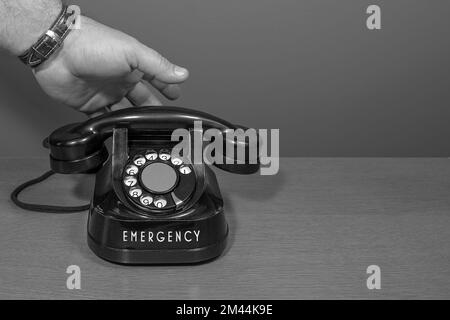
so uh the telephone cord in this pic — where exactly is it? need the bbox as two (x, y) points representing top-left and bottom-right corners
(10, 170), (90, 213)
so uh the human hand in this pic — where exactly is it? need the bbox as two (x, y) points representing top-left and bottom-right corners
(33, 16), (189, 117)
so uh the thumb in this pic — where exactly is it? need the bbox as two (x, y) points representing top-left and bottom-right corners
(133, 41), (189, 84)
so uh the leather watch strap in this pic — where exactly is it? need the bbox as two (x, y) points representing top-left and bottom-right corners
(18, 5), (76, 68)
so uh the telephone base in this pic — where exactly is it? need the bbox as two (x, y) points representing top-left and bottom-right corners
(86, 191), (229, 265)
(87, 231), (228, 265)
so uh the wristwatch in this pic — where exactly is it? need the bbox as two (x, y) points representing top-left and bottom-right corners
(18, 5), (76, 68)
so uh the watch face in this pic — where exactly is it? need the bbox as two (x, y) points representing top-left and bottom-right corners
(122, 148), (196, 212)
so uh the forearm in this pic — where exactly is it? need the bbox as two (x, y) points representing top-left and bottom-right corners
(0, 0), (62, 55)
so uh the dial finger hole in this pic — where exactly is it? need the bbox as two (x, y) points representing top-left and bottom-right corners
(145, 150), (158, 161)
(129, 187), (143, 198)
(179, 165), (192, 175)
(171, 157), (183, 166)
(154, 197), (167, 208)
(159, 149), (171, 161)
(125, 165), (139, 175)
(123, 176), (137, 187)
(133, 155), (146, 166)
(140, 195), (153, 206)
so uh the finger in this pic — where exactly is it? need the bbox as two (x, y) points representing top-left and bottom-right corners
(88, 99), (132, 118)
(88, 107), (110, 119)
(133, 42), (189, 84)
(147, 78), (181, 100)
(126, 81), (162, 106)
(79, 94), (113, 117)
(110, 97), (134, 111)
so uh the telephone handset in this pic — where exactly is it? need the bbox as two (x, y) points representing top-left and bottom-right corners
(14, 106), (260, 264)
(49, 106), (259, 175)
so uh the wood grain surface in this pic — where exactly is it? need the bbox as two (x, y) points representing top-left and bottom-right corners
(0, 158), (449, 299)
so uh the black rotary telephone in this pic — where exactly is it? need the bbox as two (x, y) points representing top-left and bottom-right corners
(12, 106), (260, 264)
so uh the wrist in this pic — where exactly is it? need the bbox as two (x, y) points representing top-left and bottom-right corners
(19, 4), (76, 68)
(3, 0), (63, 55)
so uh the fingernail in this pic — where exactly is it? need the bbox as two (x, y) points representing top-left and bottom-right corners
(174, 66), (188, 77)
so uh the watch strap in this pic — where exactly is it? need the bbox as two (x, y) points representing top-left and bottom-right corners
(18, 5), (75, 68)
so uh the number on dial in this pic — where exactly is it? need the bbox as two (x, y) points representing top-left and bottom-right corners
(159, 150), (171, 161)
(145, 150), (158, 161)
(154, 197), (167, 208)
(125, 165), (139, 175)
(179, 165), (192, 175)
(129, 188), (143, 198)
(123, 176), (137, 187)
(171, 157), (183, 166)
(133, 156), (146, 166)
(140, 195), (153, 206)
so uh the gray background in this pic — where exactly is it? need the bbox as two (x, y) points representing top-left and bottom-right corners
(1, 0), (450, 157)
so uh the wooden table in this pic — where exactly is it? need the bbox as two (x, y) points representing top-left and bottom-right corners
(0, 158), (449, 299)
